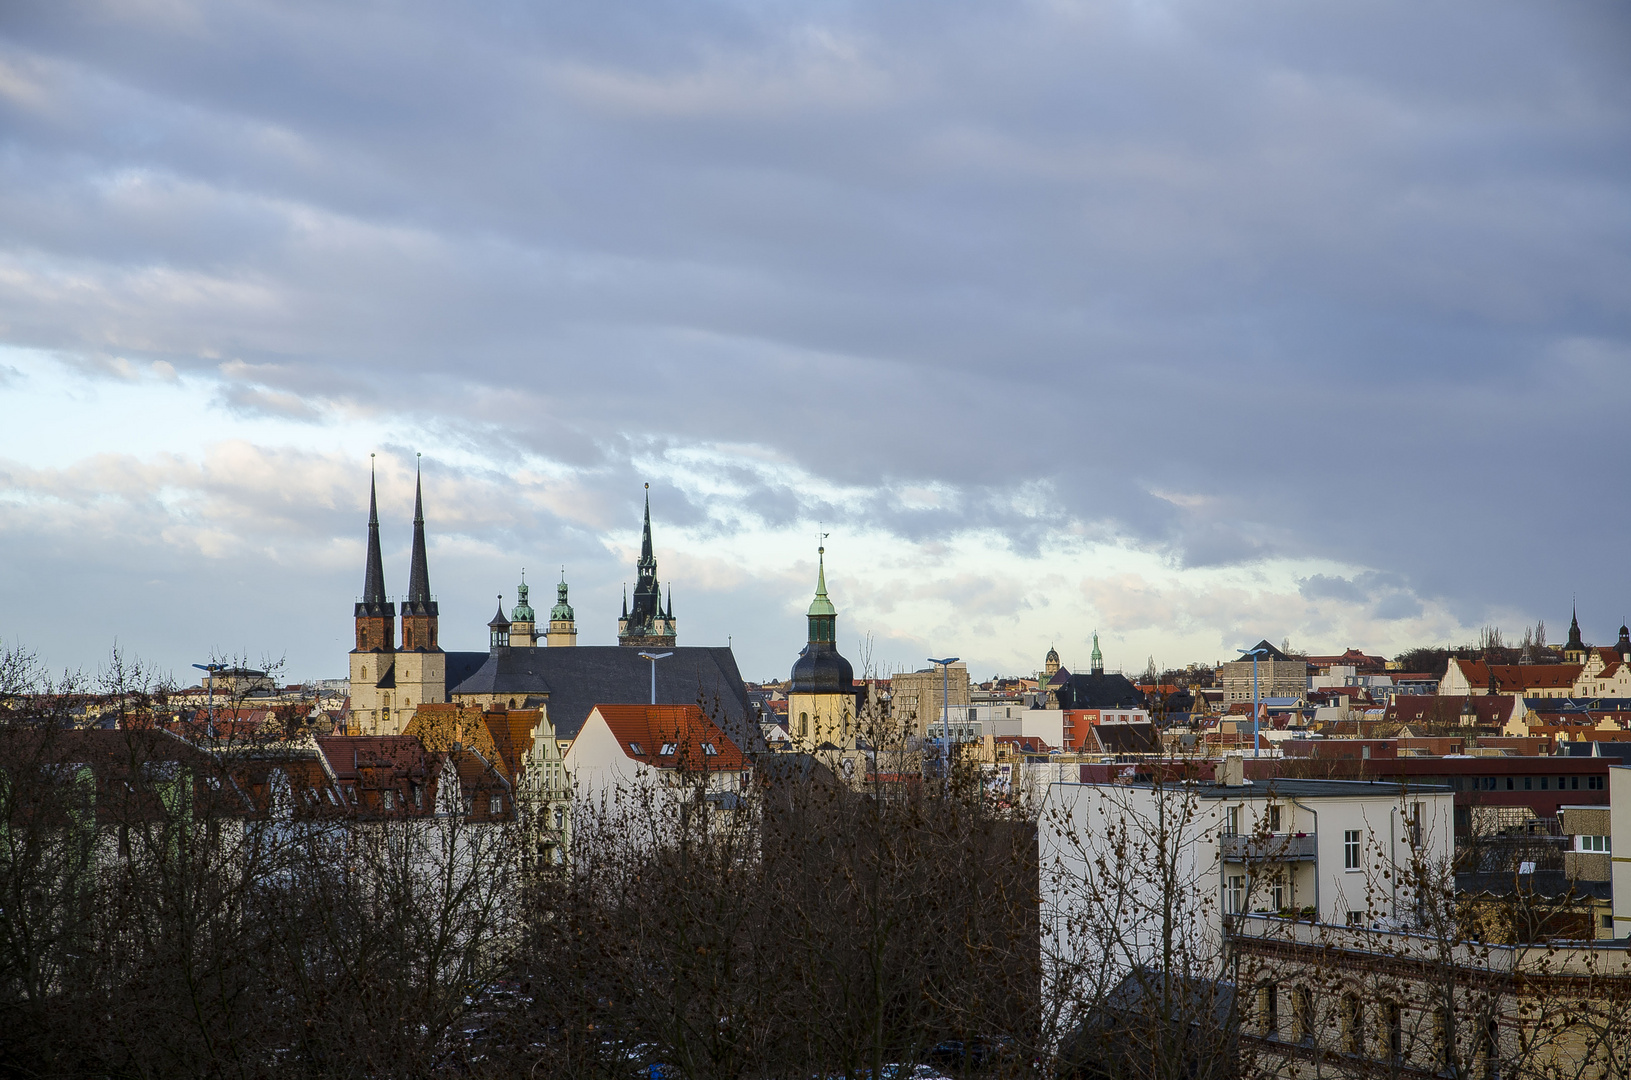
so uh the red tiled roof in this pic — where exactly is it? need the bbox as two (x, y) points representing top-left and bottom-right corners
(591, 704), (745, 771)
(1452, 659), (1581, 691)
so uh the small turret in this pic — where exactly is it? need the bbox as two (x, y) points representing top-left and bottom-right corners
(488, 596), (512, 651)
(1090, 633), (1104, 676)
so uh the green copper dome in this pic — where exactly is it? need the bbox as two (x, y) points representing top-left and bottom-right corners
(511, 575), (535, 622)
(551, 573), (575, 622)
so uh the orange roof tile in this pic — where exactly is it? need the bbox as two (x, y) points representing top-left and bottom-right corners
(591, 704), (745, 771)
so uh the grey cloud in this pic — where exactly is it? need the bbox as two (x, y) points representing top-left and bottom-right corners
(0, 0), (1628, 656)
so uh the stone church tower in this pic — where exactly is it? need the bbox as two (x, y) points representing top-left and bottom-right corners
(349, 461), (396, 733)
(392, 463), (446, 724)
(618, 485), (677, 647)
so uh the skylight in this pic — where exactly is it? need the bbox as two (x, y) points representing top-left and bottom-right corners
(702, 742), (719, 756)
(660, 742), (677, 756)
(629, 741), (644, 755)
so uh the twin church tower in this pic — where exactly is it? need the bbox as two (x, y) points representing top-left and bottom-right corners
(348, 463), (676, 730)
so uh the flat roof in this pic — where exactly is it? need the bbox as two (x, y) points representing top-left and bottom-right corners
(1074, 778), (1453, 799)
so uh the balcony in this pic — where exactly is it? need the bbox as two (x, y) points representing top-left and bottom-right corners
(1220, 832), (1317, 862)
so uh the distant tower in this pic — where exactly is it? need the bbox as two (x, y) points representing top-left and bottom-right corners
(350, 459), (397, 734)
(1044, 645), (1061, 681)
(788, 542), (856, 750)
(1090, 633), (1105, 676)
(488, 597), (512, 652)
(1564, 605), (1588, 663)
(394, 458), (447, 725)
(1616, 622), (1631, 664)
(618, 485), (677, 647)
(546, 570), (578, 647)
(510, 572), (537, 647)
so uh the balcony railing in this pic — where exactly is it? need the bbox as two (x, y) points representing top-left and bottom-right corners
(1220, 832), (1317, 862)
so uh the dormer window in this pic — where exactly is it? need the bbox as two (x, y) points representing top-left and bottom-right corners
(660, 743), (677, 756)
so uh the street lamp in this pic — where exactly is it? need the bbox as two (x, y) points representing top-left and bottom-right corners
(638, 652), (672, 705)
(191, 662), (224, 736)
(929, 656), (960, 791)
(1238, 647), (1269, 759)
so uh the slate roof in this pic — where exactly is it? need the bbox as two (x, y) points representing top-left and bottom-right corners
(1055, 670), (1146, 710)
(447, 645), (763, 750)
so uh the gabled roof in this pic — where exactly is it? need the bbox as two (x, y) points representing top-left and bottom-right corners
(590, 704), (746, 771)
(483, 708), (544, 782)
(403, 703), (501, 763)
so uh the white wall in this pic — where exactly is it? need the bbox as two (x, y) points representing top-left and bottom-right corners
(1021, 708), (1065, 749)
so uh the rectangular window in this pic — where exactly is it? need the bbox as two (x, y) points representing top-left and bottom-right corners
(1578, 835), (1611, 852)
(659, 742), (677, 756)
(1344, 830), (1362, 869)
(1226, 874), (1246, 914)
(1571, 776), (1580, 789)
(1226, 806), (1241, 836)
(1346, 910), (1365, 927)
(1267, 805), (1282, 832)
(1270, 871), (1287, 911)
(1540, 776), (1549, 790)
(701, 742), (719, 756)
(489, 794), (502, 814)
(1523, 777), (1532, 790)
(1590, 775), (1604, 790)
(382, 790), (395, 810)
(1385, 1001), (1402, 1061)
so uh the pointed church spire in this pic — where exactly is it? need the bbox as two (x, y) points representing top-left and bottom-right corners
(640, 483), (655, 564)
(406, 454), (432, 604)
(1090, 632), (1104, 675)
(361, 455), (388, 607)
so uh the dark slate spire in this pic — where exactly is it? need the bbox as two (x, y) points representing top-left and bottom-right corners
(641, 485), (655, 564)
(406, 459), (432, 607)
(1567, 603), (1585, 654)
(356, 457), (394, 618)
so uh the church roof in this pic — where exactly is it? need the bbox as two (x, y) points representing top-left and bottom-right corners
(1056, 671), (1145, 710)
(446, 645), (763, 747)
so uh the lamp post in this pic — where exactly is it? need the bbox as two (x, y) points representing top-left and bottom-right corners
(1238, 647), (1268, 758)
(191, 662), (224, 737)
(929, 656), (960, 792)
(638, 651), (672, 705)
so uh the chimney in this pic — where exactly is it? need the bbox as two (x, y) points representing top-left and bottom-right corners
(1219, 753), (1245, 787)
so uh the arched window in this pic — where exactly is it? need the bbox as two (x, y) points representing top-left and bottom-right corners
(509, 698), (517, 709)
(361, 665), (368, 681)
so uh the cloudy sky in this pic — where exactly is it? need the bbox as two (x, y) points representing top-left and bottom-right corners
(1, 0), (1628, 685)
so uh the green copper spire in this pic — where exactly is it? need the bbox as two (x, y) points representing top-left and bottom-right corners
(807, 545), (836, 618)
(551, 569), (575, 622)
(1090, 632), (1104, 675)
(511, 570), (535, 622)
(805, 543), (837, 644)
